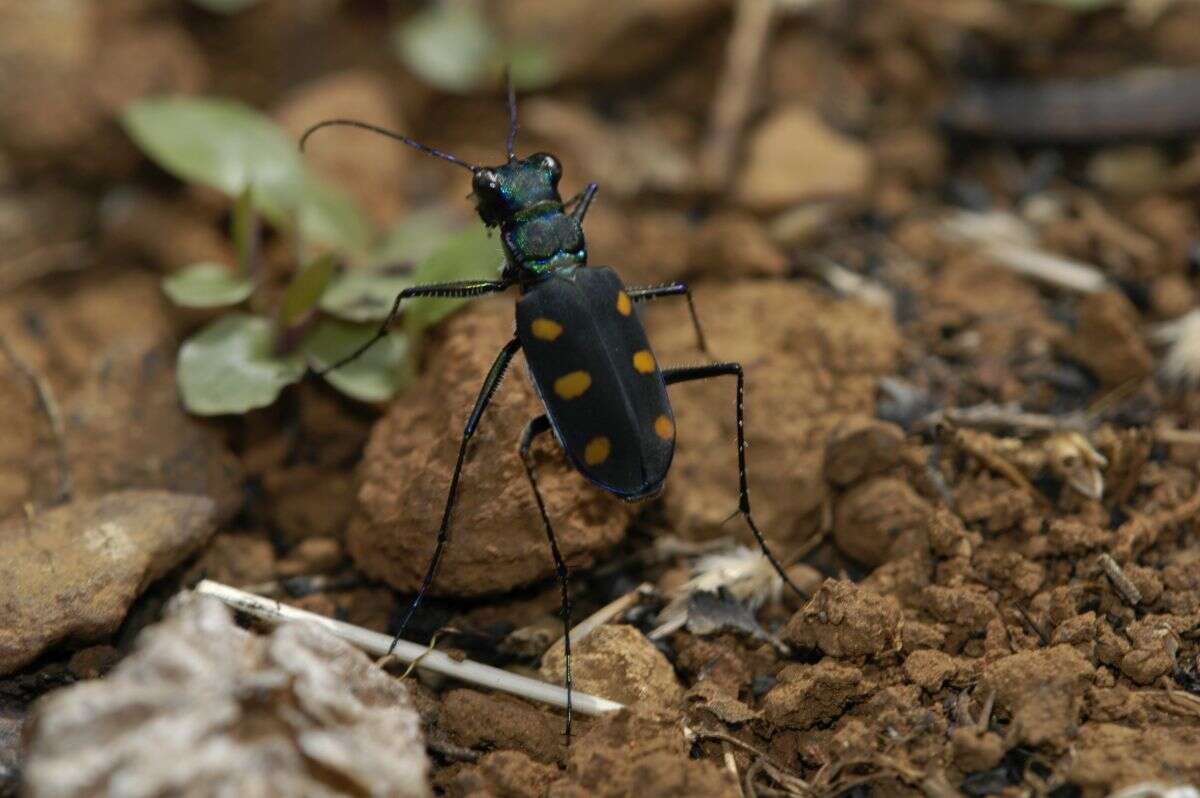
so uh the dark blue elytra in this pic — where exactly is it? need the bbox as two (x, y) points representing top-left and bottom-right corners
(302, 82), (800, 742)
(516, 266), (674, 500)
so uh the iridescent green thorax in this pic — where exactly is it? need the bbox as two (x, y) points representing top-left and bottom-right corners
(471, 153), (587, 281)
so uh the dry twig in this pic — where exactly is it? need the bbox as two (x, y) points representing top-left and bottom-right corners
(195, 580), (624, 716)
(700, 0), (777, 189)
(1098, 552), (1142, 606)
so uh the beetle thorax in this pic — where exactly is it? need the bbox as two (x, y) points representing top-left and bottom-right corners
(471, 154), (587, 280)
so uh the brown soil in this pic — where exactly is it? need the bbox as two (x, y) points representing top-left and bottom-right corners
(4, 1), (1200, 796)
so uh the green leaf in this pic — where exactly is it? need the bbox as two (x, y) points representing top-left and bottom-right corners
(121, 97), (371, 253)
(162, 262), (255, 308)
(280, 253), (337, 328)
(303, 318), (411, 403)
(369, 207), (461, 267)
(177, 314), (306, 415)
(231, 185), (257, 276)
(321, 209), (462, 322)
(294, 174), (373, 255)
(403, 223), (504, 334)
(394, 1), (496, 93)
(319, 267), (412, 323)
(188, 0), (261, 13)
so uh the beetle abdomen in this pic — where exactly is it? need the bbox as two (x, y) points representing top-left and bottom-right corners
(516, 267), (674, 499)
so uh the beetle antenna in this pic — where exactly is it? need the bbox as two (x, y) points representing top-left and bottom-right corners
(504, 70), (518, 162)
(299, 118), (477, 171)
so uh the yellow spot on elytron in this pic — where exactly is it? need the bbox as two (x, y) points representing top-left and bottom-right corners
(616, 291), (632, 316)
(531, 317), (563, 341)
(554, 370), (592, 400)
(655, 415), (675, 440)
(632, 350), (655, 374)
(585, 436), (611, 465)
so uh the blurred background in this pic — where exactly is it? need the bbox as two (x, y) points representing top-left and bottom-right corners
(5, 1), (1200, 795)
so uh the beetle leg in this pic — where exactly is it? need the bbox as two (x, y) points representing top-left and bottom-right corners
(316, 278), (512, 375)
(517, 414), (575, 742)
(662, 363), (804, 598)
(627, 282), (711, 355)
(565, 182), (599, 222)
(391, 337), (523, 650)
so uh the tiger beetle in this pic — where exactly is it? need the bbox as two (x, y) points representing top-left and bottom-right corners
(301, 80), (802, 739)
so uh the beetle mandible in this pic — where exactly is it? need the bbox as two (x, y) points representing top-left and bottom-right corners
(302, 80), (802, 738)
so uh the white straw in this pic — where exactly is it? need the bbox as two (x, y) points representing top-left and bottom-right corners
(194, 579), (624, 717)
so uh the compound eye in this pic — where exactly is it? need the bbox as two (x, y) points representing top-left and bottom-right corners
(533, 152), (561, 181)
(472, 168), (500, 194)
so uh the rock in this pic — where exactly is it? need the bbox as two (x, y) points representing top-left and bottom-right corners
(823, 417), (906, 487)
(736, 107), (872, 211)
(832, 477), (932, 567)
(783, 579), (903, 660)
(548, 707), (737, 797)
(646, 280), (898, 546)
(541, 624), (683, 710)
(761, 660), (869, 729)
(0, 490), (217, 675)
(1058, 290), (1153, 387)
(275, 71), (408, 226)
(23, 595), (430, 797)
(347, 304), (634, 596)
(980, 645), (1095, 714)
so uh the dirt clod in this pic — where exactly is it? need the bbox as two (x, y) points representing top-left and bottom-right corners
(981, 645), (1096, 714)
(649, 280), (898, 545)
(833, 476), (933, 567)
(348, 305), (634, 596)
(762, 659), (869, 729)
(439, 690), (565, 766)
(823, 417), (906, 487)
(1058, 290), (1154, 386)
(541, 624), (683, 710)
(903, 649), (961, 692)
(784, 579), (903, 660)
(549, 708), (737, 797)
